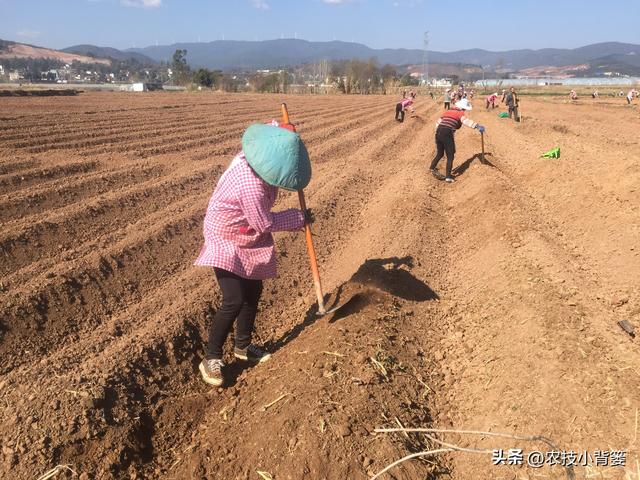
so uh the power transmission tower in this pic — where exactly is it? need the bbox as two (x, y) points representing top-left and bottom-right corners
(422, 31), (429, 87)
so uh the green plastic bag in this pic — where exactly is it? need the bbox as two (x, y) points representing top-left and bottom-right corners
(242, 124), (312, 191)
(540, 147), (561, 159)
(498, 112), (509, 118)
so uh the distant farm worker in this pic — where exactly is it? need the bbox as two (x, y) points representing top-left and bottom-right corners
(395, 93), (414, 122)
(443, 88), (452, 110)
(408, 90), (417, 107)
(570, 90), (578, 101)
(627, 89), (638, 104)
(194, 123), (312, 387)
(505, 87), (520, 121)
(591, 90), (599, 99)
(500, 89), (507, 103)
(486, 92), (498, 109)
(429, 98), (486, 184)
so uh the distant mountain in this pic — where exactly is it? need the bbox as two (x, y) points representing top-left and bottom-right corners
(597, 52), (640, 68)
(5, 37), (639, 77)
(63, 45), (155, 64)
(127, 39), (640, 72)
(440, 42), (640, 70)
(0, 39), (111, 65)
(128, 40), (405, 70)
(578, 54), (640, 77)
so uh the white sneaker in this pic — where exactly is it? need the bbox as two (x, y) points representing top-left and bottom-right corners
(199, 358), (224, 386)
(234, 344), (271, 363)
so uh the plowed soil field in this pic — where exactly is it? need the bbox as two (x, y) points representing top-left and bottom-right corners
(1, 92), (639, 480)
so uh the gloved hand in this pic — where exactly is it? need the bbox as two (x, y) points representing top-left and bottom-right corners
(304, 208), (315, 224)
(476, 124), (486, 134)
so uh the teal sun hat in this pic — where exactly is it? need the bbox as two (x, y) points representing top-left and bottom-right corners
(241, 124), (312, 191)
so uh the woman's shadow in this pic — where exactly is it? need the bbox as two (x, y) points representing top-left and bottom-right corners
(266, 255), (438, 352)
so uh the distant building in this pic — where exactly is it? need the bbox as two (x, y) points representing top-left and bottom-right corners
(478, 77), (640, 87)
(162, 85), (187, 92)
(132, 82), (147, 92)
(41, 69), (59, 82)
(431, 78), (453, 87)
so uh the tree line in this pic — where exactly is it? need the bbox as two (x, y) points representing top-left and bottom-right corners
(177, 50), (423, 94)
(0, 55), (173, 84)
(2, 46), (425, 93)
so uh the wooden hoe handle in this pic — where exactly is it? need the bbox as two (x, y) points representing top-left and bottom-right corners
(281, 103), (327, 314)
(281, 103), (291, 125)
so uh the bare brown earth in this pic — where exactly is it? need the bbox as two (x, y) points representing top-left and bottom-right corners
(0, 43), (111, 65)
(0, 92), (639, 480)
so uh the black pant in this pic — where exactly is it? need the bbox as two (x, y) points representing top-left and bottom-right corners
(395, 103), (404, 122)
(430, 127), (456, 177)
(206, 268), (263, 360)
(509, 105), (519, 120)
(444, 101), (450, 110)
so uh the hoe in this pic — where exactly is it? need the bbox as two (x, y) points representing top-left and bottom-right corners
(280, 103), (341, 316)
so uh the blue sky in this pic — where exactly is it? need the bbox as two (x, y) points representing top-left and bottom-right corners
(0, 0), (638, 52)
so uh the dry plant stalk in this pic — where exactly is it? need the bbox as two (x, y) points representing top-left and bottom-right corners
(319, 418), (327, 433)
(372, 427), (575, 480)
(369, 357), (388, 377)
(370, 448), (453, 480)
(36, 464), (77, 480)
(64, 389), (89, 397)
(375, 427), (558, 447)
(322, 351), (345, 357)
(394, 417), (409, 439)
(261, 393), (289, 411)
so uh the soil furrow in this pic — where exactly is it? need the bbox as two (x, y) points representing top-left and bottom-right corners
(0, 159), (100, 194)
(0, 98), (379, 146)
(5, 101), (372, 151)
(0, 163), (165, 223)
(0, 163), (222, 276)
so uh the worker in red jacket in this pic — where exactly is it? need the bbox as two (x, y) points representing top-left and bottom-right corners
(429, 99), (485, 183)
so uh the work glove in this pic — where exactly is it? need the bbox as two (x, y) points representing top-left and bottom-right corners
(304, 208), (315, 224)
(476, 125), (486, 134)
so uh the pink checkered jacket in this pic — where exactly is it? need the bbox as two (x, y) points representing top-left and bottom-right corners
(194, 152), (305, 279)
